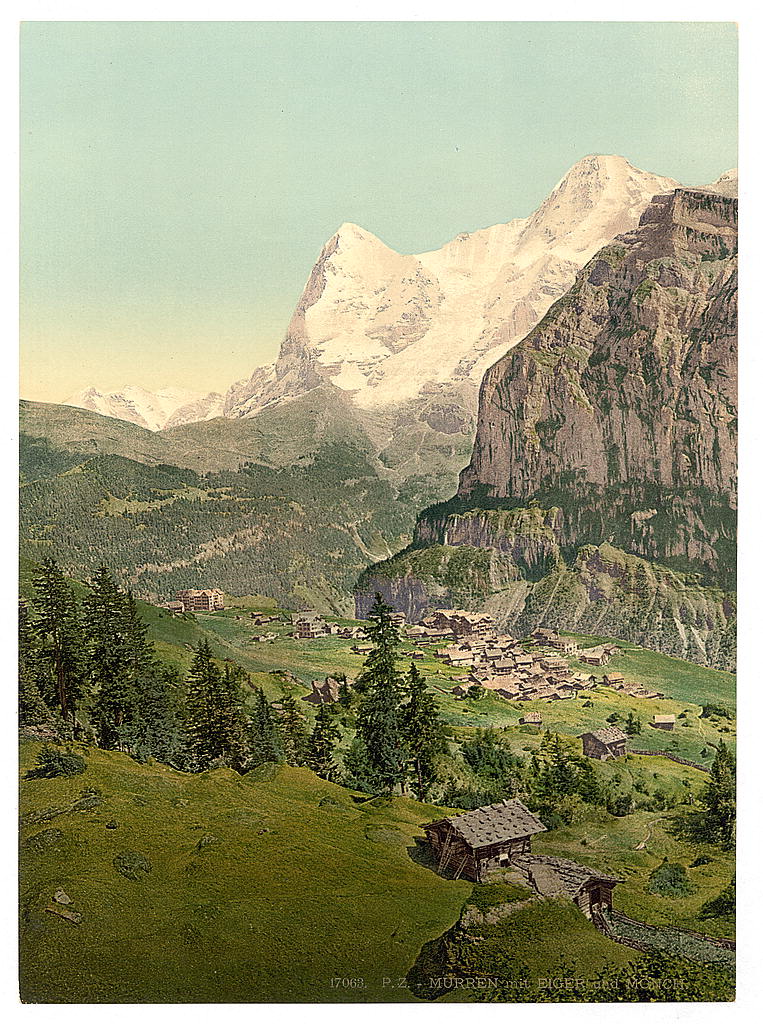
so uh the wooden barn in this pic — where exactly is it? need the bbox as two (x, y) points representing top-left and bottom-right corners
(520, 711), (542, 726)
(423, 799), (546, 881)
(513, 854), (621, 919)
(579, 726), (627, 760)
(651, 714), (676, 731)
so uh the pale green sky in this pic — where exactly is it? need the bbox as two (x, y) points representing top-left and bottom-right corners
(20, 21), (737, 402)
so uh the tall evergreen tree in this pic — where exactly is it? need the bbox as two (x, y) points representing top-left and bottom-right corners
(184, 642), (249, 770)
(84, 568), (152, 750)
(308, 704), (341, 781)
(355, 593), (407, 794)
(401, 662), (444, 800)
(30, 558), (84, 723)
(249, 687), (283, 766)
(699, 740), (736, 847)
(280, 692), (310, 767)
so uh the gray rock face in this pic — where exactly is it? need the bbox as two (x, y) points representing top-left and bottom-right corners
(458, 188), (737, 584)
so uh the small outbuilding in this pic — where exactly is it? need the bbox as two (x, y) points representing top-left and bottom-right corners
(579, 726), (627, 761)
(514, 854), (621, 919)
(520, 711), (542, 726)
(423, 799), (547, 881)
(650, 714), (676, 731)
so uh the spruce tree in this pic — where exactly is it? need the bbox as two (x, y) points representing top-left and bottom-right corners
(308, 703), (341, 781)
(30, 558), (84, 723)
(280, 692), (310, 767)
(185, 641), (248, 769)
(355, 593), (407, 794)
(84, 568), (151, 750)
(249, 687), (283, 765)
(401, 661), (444, 800)
(700, 740), (736, 847)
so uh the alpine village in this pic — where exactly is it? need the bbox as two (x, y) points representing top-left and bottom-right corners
(19, 157), (737, 1003)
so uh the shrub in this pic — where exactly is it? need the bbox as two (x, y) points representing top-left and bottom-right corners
(648, 859), (692, 898)
(699, 878), (735, 919)
(690, 855), (712, 867)
(26, 745), (86, 779)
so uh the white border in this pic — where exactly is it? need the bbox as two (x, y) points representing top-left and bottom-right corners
(3, 6), (758, 1023)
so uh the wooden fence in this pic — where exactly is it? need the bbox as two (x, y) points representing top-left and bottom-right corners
(628, 749), (710, 772)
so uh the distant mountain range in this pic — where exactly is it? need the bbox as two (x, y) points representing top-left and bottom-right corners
(357, 175), (737, 668)
(64, 385), (224, 432)
(63, 154), (680, 437)
(23, 158), (737, 663)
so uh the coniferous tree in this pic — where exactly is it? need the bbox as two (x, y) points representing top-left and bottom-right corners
(308, 703), (341, 780)
(19, 599), (59, 735)
(84, 569), (155, 750)
(133, 665), (186, 765)
(185, 642), (249, 770)
(402, 662), (444, 800)
(355, 593), (407, 794)
(249, 687), (283, 766)
(30, 558), (84, 723)
(280, 691), (310, 767)
(699, 740), (736, 847)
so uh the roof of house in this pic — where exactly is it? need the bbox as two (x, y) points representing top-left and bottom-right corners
(426, 799), (546, 849)
(515, 854), (621, 900)
(583, 726), (628, 745)
(652, 714), (676, 723)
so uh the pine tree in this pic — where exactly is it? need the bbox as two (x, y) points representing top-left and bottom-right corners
(280, 692), (310, 767)
(401, 661), (444, 800)
(184, 642), (248, 769)
(84, 568), (149, 750)
(133, 665), (186, 765)
(249, 687), (283, 766)
(700, 740), (736, 847)
(30, 558), (84, 723)
(355, 593), (407, 794)
(308, 704), (341, 781)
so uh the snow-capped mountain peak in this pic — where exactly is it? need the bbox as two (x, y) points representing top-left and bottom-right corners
(63, 384), (223, 431)
(224, 153), (679, 416)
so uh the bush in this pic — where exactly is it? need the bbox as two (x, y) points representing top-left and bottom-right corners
(26, 745), (86, 779)
(690, 855), (712, 867)
(648, 859), (692, 898)
(699, 878), (735, 919)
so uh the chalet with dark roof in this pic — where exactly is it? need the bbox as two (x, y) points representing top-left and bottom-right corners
(513, 854), (621, 918)
(423, 799), (546, 881)
(580, 726), (627, 760)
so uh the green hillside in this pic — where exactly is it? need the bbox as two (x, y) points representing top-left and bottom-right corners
(19, 743), (471, 1003)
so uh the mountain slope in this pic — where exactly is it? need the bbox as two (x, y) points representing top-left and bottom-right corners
(19, 395), (416, 612)
(356, 185), (737, 667)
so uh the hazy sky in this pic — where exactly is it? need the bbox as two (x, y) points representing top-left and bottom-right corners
(20, 21), (738, 403)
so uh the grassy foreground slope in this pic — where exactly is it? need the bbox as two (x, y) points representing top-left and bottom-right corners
(19, 742), (470, 1003)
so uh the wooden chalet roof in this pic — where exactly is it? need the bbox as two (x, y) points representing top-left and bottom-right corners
(583, 726), (627, 745)
(516, 854), (621, 900)
(427, 799), (546, 849)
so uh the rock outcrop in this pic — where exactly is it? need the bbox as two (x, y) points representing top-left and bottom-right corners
(459, 186), (737, 585)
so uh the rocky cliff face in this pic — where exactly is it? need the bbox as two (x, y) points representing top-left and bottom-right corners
(357, 182), (737, 667)
(458, 186), (737, 584)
